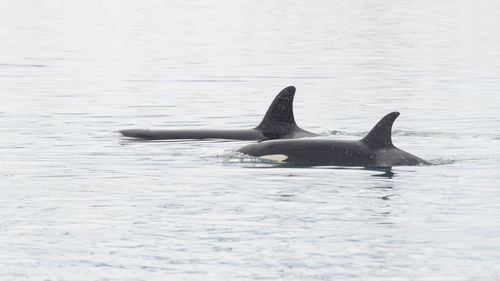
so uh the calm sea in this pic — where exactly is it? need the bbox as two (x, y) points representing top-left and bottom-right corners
(1, 0), (500, 280)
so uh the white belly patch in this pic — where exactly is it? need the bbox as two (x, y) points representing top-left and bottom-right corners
(259, 154), (288, 162)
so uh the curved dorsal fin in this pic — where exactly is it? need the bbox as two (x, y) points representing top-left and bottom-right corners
(256, 86), (297, 137)
(361, 112), (400, 148)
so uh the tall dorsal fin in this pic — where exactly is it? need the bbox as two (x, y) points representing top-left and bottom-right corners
(361, 112), (400, 148)
(256, 86), (298, 137)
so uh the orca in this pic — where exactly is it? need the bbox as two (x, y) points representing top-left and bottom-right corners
(238, 112), (430, 166)
(120, 86), (317, 140)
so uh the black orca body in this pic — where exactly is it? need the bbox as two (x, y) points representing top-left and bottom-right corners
(120, 86), (317, 141)
(238, 112), (430, 167)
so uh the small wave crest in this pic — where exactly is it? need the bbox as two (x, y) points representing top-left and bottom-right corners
(327, 129), (499, 140)
(202, 148), (272, 165)
(428, 158), (458, 165)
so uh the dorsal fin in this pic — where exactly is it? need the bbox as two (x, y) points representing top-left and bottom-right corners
(256, 86), (298, 138)
(258, 86), (296, 126)
(361, 112), (400, 148)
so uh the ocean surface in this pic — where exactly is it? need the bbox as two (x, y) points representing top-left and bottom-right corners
(2, 0), (500, 280)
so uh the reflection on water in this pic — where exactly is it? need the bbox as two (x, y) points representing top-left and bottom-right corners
(369, 168), (395, 178)
(380, 194), (394, 200)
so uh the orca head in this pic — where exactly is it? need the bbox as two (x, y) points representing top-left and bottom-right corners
(256, 86), (299, 139)
(361, 112), (400, 149)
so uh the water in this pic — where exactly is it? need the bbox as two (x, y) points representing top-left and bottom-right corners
(2, 0), (500, 280)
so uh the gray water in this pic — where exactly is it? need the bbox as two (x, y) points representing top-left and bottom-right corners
(2, 1), (500, 280)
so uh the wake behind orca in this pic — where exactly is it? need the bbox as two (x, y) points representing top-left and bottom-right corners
(120, 86), (317, 141)
(238, 112), (430, 167)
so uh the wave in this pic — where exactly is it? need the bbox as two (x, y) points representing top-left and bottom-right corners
(326, 129), (500, 139)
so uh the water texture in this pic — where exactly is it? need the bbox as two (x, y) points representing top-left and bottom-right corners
(1, 0), (500, 280)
